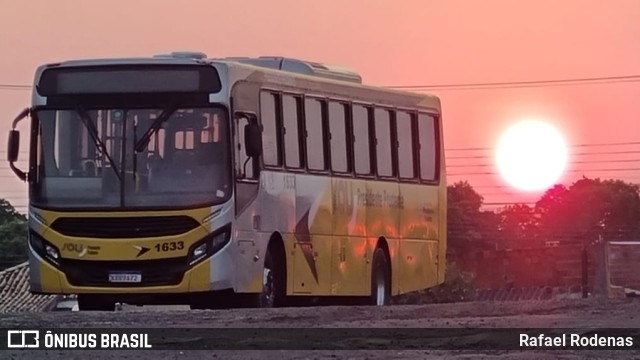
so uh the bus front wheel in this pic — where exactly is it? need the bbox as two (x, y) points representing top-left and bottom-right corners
(370, 248), (391, 306)
(258, 249), (286, 308)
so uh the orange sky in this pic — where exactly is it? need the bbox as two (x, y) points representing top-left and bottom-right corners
(1, 0), (640, 211)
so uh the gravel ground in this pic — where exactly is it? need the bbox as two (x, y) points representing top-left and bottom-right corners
(2, 298), (640, 359)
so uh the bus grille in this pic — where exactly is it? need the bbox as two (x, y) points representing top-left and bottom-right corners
(62, 258), (187, 287)
(50, 216), (201, 238)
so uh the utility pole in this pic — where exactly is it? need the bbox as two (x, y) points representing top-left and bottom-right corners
(594, 234), (608, 298)
(582, 244), (588, 298)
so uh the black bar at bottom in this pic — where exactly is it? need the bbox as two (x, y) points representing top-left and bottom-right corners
(2, 328), (640, 350)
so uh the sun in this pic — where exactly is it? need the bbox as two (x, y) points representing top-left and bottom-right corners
(495, 120), (568, 192)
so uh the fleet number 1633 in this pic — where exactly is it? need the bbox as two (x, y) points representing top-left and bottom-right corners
(155, 241), (184, 252)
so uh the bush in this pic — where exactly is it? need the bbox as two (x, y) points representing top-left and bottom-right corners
(393, 263), (476, 305)
(0, 199), (28, 271)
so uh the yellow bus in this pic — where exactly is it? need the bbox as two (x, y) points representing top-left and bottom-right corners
(6, 53), (447, 310)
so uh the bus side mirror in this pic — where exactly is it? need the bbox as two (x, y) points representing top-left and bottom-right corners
(244, 122), (262, 158)
(8, 108), (30, 182)
(7, 130), (20, 163)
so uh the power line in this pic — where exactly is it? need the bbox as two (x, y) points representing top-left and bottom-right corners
(483, 202), (537, 206)
(464, 180), (640, 191)
(446, 141), (640, 152)
(447, 149), (640, 160)
(0, 84), (31, 90)
(480, 192), (547, 197)
(402, 79), (640, 91)
(448, 167), (640, 177)
(447, 158), (640, 168)
(385, 74), (640, 90)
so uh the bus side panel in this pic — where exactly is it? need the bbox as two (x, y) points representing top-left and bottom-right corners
(289, 173), (333, 295)
(331, 178), (368, 296)
(438, 181), (447, 285)
(231, 174), (278, 294)
(234, 229), (272, 294)
(438, 115), (447, 286)
(231, 185), (265, 294)
(257, 171), (333, 295)
(397, 240), (439, 294)
(230, 79), (268, 294)
(397, 183), (440, 294)
(364, 180), (401, 294)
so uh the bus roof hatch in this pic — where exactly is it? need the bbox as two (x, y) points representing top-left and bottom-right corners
(154, 51), (208, 60)
(224, 56), (362, 84)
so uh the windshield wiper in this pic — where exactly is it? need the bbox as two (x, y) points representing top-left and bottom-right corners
(76, 108), (122, 181)
(134, 107), (176, 153)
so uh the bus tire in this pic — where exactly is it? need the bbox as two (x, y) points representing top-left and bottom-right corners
(77, 294), (115, 311)
(259, 249), (286, 308)
(370, 248), (391, 306)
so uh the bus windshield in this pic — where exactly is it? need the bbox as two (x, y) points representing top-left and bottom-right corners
(32, 107), (231, 209)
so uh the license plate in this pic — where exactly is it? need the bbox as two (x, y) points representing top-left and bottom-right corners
(108, 272), (142, 283)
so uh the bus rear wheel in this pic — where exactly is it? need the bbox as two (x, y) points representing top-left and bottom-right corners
(370, 248), (391, 306)
(77, 294), (115, 311)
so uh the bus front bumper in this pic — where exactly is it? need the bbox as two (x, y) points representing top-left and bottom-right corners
(27, 245), (236, 295)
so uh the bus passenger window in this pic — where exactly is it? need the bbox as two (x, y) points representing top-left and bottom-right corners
(396, 111), (415, 179)
(374, 108), (393, 177)
(328, 101), (349, 173)
(352, 104), (371, 176)
(282, 95), (302, 168)
(418, 114), (437, 181)
(304, 98), (326, 171)
(260, 92), (281, 166)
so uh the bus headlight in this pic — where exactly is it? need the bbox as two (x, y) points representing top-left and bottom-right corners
(210, 231), (229, 249)
(192, 243), (207, 258)
(45, 244), (60, 260)
(29, 231), (60, 267)
(187, 224), (231, 267)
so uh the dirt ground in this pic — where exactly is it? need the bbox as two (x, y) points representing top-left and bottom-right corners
(3, 298), (640, 359)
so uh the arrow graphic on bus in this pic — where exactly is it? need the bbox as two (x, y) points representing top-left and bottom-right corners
(133, 245), (150, 258)
(294, 210), (319, 283)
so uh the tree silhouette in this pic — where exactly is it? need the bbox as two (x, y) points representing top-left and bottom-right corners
(447, 181), (499, 255)
(535, 178), (640, 245)
(497, 204), (539, 247)
(447, 177), (640, 253)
